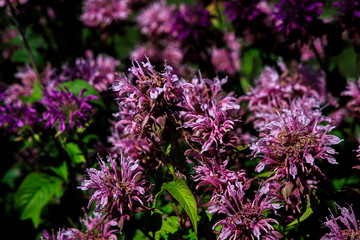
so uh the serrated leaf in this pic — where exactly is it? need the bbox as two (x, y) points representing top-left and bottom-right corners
(50, 161), (68, 182)
(287, 200), (313, 226)
(64, 142), (86, 164)
(155, 216), (179, 240)
(162, 177), (198, 235)
(18, 83), (43, 103)
(15, 173), (63, 228)
(58, 79), (105, 108)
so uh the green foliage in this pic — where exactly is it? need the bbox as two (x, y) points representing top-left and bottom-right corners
(50, 161), (68, 182)
(64, 142), (86, 164)
(15, 173), (63, 228)
(162, 177), (198, 235)
(287, 201), (313, 227)
(155, 216), (180, 240)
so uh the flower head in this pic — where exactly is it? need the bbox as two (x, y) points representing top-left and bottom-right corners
(40, 87), (98, 132)
(61, 50), (120, 92)
(207, 181), (282, 240)
(274, 0), (324, 43)
(334, 0), (360, 39)
(341, 78), (360, 119)
(250, 102), (342, 188)
(0, 99), (39, 132)
(321, 204), (360, 240)
(81, 0), (131, 27)
(137, 0), (175, 37)
(171, 4), (214, 47)
(78, 154), (152, 230)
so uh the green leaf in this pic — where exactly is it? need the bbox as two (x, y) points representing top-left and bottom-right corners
(64, 142), (86, 164)
(15, 173), (63, 228)
(2, 166), (22, 189)
(50, 161), (68, 182)
(287, 200), (313, 226)
(235, 145), (249, 152)
(162, 177), (198, 235)
(18, 83), (42, 103)
(155, 216), (179, 240)
(58, 79), (105, 108)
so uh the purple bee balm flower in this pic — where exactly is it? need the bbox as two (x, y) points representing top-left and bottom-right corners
(0, 99), (39, 132)
(250, 102), (342, 193)
(211, 32), (241, 76)
(274, 0), (324, 43)
(112, 58), (189, 137)
(0, 0), (28, 7)
(78, 154), (152, 230)
(40, 87), (98, 132)
(341, 78), (360, 119)
(137, 0), (175, 37)
(61, 50), (120, 92)
(207, 181), (282, 240)
(81, 0), (131, 27)
(321, 204), (360, 240)
(41, 211), (118, 240)
(193, 157), (248, 194)
(171, 4), (214, 47)
(334, 0), (360, 39)
(183, 104), (237, 153)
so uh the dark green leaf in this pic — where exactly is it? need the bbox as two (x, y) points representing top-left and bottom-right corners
(162, 177), (198, 235)
(15, 173), (63, 228)
(287, 200), (313, 226)
(2, 166), (21, 189)
(50, 161), (68, 182)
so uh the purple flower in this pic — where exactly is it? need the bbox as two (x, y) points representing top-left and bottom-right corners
(81, 0), (131, 27)
(40, 87), (98, 132)
(41, 211), (118, 240)
(136, 0), (175, 37)
(341, 78), (360, 119)
(274, 0), (324, 42)
(112, 58), (188, 137)
(78, 154), (152, 230)
(250, 102), (342, 191)
(193, 157), (247, 194)
(207, 181), (282, 240)
(61, 50), (120, 92)
(0, 0), (28, 7)
(334, 0), (360, 39)
(171, 4), (214, 47)
(211, 32), (241, 76)
(0, 99), (39, 132)
(321, 204), (360, 240)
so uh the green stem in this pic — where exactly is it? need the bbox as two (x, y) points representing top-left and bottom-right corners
(6, 0), (42, 86)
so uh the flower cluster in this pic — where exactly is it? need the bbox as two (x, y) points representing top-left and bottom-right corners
(61, 50), (120, 92)
(250, 102), (342, 194)
(42, 212), (118, 240)
(81, 0), (131, 27)
(40, 87), (98, 132)
(341, 78), (360, 119)
(78, 154), (152, 230)
(321, 204), (360, 240)
(207, 182), (282, 240)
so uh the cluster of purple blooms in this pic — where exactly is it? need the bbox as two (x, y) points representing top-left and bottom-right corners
(3, 0), (360, 239)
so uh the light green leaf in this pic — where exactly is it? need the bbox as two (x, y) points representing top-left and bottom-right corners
(287, 200), (313, 226)
(58, 79), (105, 108)
(162, 177), (198, 235)
(64, 142), (86, 164)
(155, 216), (179, 240)
(15, 173), (63, 228)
